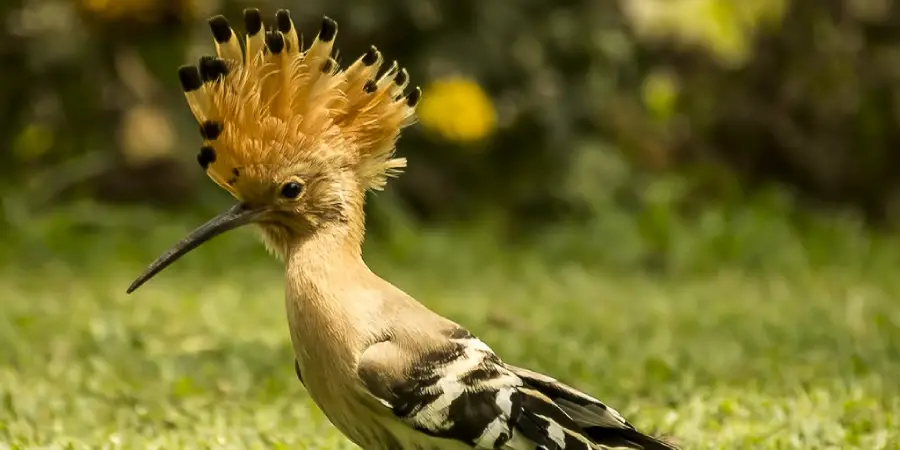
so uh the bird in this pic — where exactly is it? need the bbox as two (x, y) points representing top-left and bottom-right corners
(125, 7), (681, 450)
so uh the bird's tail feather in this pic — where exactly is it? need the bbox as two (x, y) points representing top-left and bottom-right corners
(507, 364), (681, 449)
(581, 426), (681, 450)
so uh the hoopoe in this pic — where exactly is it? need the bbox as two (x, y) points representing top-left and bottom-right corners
(126, 8), (680, 450)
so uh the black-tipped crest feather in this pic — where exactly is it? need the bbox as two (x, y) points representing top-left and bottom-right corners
(276, 9), (292, 32)
(199, 57), (229, 82)
(197, 146), (216, 169)
(394, 68), (408, 86)
(244, 8), (262, 35)
(173, 8), (421, 196)
(318, 16), (337, 42)
(208, 15), (232, 43)
(178, 65), (202, 92)
(200, 120), (222, 140)
(265, 31), (285, 54)
(406, 87), (422, 107)
(362, 46), (378, 65)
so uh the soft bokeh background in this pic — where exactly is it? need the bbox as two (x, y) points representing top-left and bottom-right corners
(2, 0), (900, 448)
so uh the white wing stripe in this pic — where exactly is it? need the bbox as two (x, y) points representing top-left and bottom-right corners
(452, 337), (494, 353)
(543, 415), (568, 448)
(409, 342), (487, 429)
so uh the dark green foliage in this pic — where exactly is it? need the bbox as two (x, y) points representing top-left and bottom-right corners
(665, 0), (900, 224)
(4, 0), (900, 229)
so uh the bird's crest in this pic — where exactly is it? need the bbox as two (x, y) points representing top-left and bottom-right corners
(178, 8), (420, 199)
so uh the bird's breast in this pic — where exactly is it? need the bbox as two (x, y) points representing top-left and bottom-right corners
(284, 295), (377, 444)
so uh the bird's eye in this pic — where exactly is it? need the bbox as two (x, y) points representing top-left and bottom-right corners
(280, 181), (304, 199)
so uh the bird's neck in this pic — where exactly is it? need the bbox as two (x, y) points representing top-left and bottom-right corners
(287, 223), (369, 283)
(281, 219), (375, 306)
(280, 221), (383, 365)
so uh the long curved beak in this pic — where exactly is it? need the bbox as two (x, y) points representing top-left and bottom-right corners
(126, 202), (264, 294)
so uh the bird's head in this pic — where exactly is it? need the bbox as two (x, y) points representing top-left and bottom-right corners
(127, 8), (420, 293)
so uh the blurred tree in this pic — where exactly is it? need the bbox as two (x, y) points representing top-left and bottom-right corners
(6, 0), (900, 231)
(1, 0), (207, 220)
(640, 0), (900, 224)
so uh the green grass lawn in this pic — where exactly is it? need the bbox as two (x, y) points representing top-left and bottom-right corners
(0, 207), (899, 449)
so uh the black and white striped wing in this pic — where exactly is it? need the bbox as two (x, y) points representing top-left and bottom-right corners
(357, 329), (526, 448)
(357, 328), (678, 449)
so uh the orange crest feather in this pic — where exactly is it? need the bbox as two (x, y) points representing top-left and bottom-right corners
(178, 8), (421, 197)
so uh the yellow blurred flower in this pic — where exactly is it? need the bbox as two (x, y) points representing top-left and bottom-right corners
(417, 76), (497, 144)
(79, 0), (198, 23)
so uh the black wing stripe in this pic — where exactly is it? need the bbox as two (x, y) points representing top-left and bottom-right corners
(388, 344), (465, 418)
(517, 388), (596, 449)
(510, 366), (634, 430)
(511, 368), (681, 449)
(555, 397), (630, 430)
(519, 388), (586, 432)
(378, 335), (522, 447)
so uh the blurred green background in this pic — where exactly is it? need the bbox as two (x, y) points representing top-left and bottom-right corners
(1, 0), (899, 448)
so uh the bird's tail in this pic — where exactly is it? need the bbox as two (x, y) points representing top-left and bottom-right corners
(579, 425), (681, 450)
(508, 365), (681, 449)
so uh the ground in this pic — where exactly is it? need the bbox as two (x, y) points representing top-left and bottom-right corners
(0, 206), (898, 449)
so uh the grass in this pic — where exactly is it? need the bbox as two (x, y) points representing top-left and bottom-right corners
(0, 203), (899, 449)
